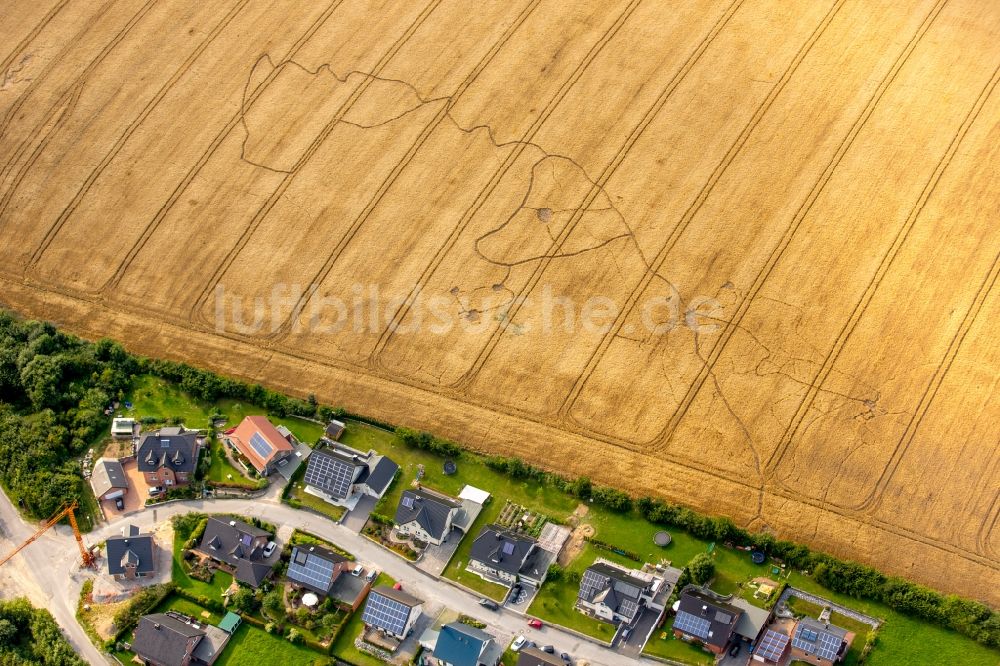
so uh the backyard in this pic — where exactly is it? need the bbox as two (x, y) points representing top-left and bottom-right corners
(284, 462), (347, 522)
(327, 572), (397, 666)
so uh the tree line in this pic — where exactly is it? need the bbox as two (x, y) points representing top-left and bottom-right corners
(0, 309), (996, 650)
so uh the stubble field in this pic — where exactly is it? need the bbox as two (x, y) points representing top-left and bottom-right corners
(1, 0), (997, 602)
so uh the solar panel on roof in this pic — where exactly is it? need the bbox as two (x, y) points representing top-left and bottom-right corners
(249, 432), (273, 458)
(361, 591), (413, 636)
(792, 625), (843, 662)
(714, 611), (732, 624)
(619, 598), (640, 619)
(754, 629), (789, 662)
(578, 568), (607, 602)
(673, 610), (711, 639)
(303, 451), (355, 498)
(501, 541), (515, 556)
(402, 496), (414, 509)
(287, 548), (337, 592)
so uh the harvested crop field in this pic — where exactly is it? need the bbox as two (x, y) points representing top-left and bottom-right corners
(1, 0), (998, 602)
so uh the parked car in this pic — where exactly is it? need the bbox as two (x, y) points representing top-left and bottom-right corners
(729, 642), (741, 657)
(528, 619), (543, 629)
(542, 645), (555, 654)
(147, 486), (163, 496)
(262, 541), (277, 558)
(365, 569), (378, 583)
(510, 636), (527, 652)
(114, 496), (124, 510)
(351, 564), (365, 577)
(479, 598), (499, 611)
(560, 653), (572, 662)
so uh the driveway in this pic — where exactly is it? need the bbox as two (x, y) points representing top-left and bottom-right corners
(342, 494), (376, 532)
(504, 582), (539, 611)
(99, 459), (146, 519)
(415, 527), (465, 576)
(617, 608), (660, 657)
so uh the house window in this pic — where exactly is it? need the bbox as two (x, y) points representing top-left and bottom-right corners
(165, 479), (173, 486)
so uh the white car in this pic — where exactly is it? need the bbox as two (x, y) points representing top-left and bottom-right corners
(511, 636), (527, 652)
(262, 541), (277, 558)
(351, 564), (365, 577)
(365, 569), (378, 583)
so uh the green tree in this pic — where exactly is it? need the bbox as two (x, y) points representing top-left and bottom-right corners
(688, 553), (715, 585)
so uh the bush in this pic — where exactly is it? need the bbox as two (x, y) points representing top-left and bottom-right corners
(688, 553), (715, 585)
(112, 584), (176, 637)
(546, 563), (564, 582)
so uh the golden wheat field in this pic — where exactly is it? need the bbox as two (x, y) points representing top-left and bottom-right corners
(1, 0), (998, 601)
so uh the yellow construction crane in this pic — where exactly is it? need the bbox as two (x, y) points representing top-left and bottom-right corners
(0, 500), (96, 569)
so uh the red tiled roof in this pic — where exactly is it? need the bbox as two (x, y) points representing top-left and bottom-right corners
(228, 415), (293, 472)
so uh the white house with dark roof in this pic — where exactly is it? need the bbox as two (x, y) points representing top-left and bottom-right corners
(285, 544), (350, 596)
(467, 525), (551, 587)
(393, 487), (463, 546)
(361, 585), (423, 641)
(302, 442), (398, 510)
(576, 559), (669, 626)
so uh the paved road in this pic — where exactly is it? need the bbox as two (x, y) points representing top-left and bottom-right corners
(0, 487), (659, 666)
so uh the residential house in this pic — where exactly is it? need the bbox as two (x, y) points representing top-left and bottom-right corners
(303, 444), (398, 509)
(516, 646), (563, 666)
(285, 544), (350, 596)
(790, 618), (852, 665)
(324, 419), (346, 441)
(91, 458), (128, 501)
(431, 621), (502, 666)
(225, 416), (295, 476)
(467, 525), (550, 587)
(194, 517), (277, 588)
(753, 628), (791, 664)
(106, 525), (155, 580)
(360, 585), (423, 640)
(732, 597), (772, 645)
(111, 417), (137, 439)
(393, 488), (463, 546)
(132, 612), (231, 666)
(576, 560), (668, 626)
(137, 427), (200, 489)
(672, 586), (743, 655)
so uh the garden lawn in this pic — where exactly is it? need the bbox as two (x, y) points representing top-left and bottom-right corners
(215, 621), (319, 666)
(172, 534), (233, 601)
(154, 595), (222, 624)
(643, 632), (714, 665)
(526, 544), (617, 642)
(328, 573), (397, 666)
(207, 437), (262, 488)
(125, 375), (325, 443)
(786, 573), (998, 666)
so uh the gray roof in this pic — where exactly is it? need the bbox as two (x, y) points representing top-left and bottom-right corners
(578, 562), (650, 621)
(105, 529), (155, 576)
(365, 456), (399, 495)
(732, 597), (771, 641)
(792, 617), (849, 662)
(303, 449), (364, 499)
(325, 420), (345, 438)
(197, 517), (276, 587)
(674, 586), (742, 649)
(362, 585), (422, 636)
(517, 646), (564, 666)
(91, 458), (128, 498)
(137, 428), (199, 475)
(394, 488), (461, 541)
(286, 544), (348, 594)
(469, 525), (538, 576)
(133, 613), (204, 666)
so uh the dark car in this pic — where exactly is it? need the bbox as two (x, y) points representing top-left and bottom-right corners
(479, 598), (499, 611)
(114, 496), (124, 510)
(560, 653), (572, 662)
(729, 641), (741, 657)
(542, 645), (555, 654)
